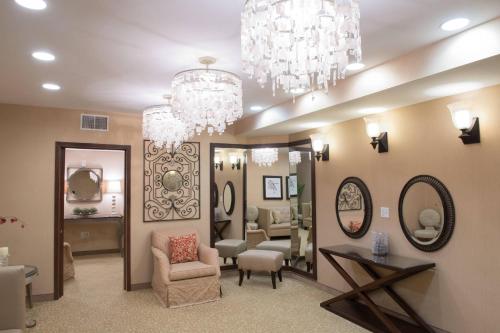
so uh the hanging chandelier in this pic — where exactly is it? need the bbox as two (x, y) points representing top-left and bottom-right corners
(142, 96), (191, 150)
(172, 57), (243, 136)
(241, 0), (362, 96)
(289, 151), (302, 166)
(252, 148), (279, 167)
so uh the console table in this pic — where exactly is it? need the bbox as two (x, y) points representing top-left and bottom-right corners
(319, 244), (435, 333)
(64, 214), (123, 256)
(214, 219), (231, 240)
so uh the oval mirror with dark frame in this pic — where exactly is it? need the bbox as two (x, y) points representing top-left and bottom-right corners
(213, 183), (219, 208)
(335, 177), (373, 238)
(223, 181), (235, 216)
(399, 175), (455, 252)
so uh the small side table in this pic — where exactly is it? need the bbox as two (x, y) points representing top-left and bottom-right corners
(319, 245), (436, 333)
(24, 265), (39, 328)
(214, 219), (231, 240)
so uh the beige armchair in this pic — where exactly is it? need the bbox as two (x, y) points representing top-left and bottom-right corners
(0, 266), (25, 332)
(258, 207), (297, 237)
(246, 229), (269, 250)
(302, 202), (313, 228)
(64, 242), (75, 281)
(151, 227), (221, 308)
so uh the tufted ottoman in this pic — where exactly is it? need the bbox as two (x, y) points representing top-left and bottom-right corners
(237, 250), (283, 289)
(255, 240), (291, 266)
(215, 239), (247, 265)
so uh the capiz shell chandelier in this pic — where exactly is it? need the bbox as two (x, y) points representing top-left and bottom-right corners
(252, 148), (279, 167)
(172, 57), (243, 136)
(142, 97), (190, 150)
(289, 151), (302, 166)
(241, 0), (362, 95)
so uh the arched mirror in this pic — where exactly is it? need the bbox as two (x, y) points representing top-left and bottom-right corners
(399, 175), (455, 252)
(335, 177), (372, 238)
(67, 168), (102, 202)
(213, 183), (219, 208)
(223, 181), (235, 216)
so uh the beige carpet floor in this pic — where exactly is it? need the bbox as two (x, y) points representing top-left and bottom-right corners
(29, 254), (367, 333)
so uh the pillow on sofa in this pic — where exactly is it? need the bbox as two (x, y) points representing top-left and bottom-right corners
(291, 206), (298, 220)
(168, 233), (198, 264)
(272, 210), (281, 224)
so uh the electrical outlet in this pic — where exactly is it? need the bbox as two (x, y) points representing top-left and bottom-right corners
(380, 207), (390, 219)
(80, 231), (90, 239)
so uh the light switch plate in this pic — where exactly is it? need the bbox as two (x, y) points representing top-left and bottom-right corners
(380, 207), (390, 218)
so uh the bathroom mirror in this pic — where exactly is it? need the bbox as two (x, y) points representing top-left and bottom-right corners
(399, 175), (455, 252)
(66, 167), (103, 202)
(162, 170), (183, 192)
(223, 181), (235, 216)
(335, 177), (372, 238)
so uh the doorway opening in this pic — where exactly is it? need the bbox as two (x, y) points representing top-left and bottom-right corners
(54, 142), (131, 300)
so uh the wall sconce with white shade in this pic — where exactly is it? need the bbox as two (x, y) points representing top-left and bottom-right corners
(106, 180), (122, 215)
(310, 133), (329, 161)
(229, 153), (241, 170)
(364, 117), (388, 153)
(447, 102), (480, 144)
(214, 153), (223, 171)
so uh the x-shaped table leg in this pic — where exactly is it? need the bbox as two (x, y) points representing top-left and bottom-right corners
(320, 253), (435, 333)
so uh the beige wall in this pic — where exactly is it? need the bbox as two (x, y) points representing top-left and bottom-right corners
(247, 147), (291, 209)
(291, 85), (500, 333)
(0, 103), (245, 295)
(214, 149), (245, 240)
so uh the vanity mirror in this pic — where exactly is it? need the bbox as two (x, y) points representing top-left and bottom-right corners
(223, 181), (235, 216)
(66, 167), (103, 203)
(335, 177), (372, 238)
(399, 175), (455, 252)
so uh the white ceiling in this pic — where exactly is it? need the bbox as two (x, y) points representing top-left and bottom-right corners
(0, 0), (499, 116)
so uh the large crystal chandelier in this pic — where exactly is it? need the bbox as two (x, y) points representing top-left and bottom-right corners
(172, 57), (243, 136)
(142, 96), (191, 150)
(289, 151), (302, 166)
(252, 148), (279, 167)
(241, 0), (362, 96)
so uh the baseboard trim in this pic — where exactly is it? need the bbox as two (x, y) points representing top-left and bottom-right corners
(32, 293), (55, 302)
(73, 249), (121, 256)
(130, 282), (151, 291)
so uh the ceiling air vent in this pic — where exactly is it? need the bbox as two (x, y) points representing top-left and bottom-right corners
(80, 114), (109, 132)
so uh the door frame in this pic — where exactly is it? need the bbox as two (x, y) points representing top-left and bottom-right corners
(54, 142), (132, 299)
(209, 139), (317, 280)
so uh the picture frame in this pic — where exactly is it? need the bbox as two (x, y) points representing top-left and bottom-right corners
(263, 176), (283, 200)
(286, 174), (298, 199)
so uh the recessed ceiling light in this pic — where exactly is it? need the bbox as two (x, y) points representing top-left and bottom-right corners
(32, 51), (55, 62)
(440, 18), (470, 31)
(42, 83), (61, 91)
(250, 105), (264, 112)
(346, 62), (365, 71)
(358, 107), (387, 115)
(14, 0), (47, 10)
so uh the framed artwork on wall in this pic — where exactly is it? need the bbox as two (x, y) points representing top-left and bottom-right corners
(143, 141), (200, 222)
(286, 174), (298, 199)
(263, 176), (283, 200)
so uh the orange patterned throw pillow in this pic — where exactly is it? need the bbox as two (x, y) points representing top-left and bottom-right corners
(168, 233), (198, 264)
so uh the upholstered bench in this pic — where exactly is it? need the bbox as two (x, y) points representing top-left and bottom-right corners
(215, 239), (247, 265)
(237, 250), (283, 289)
(255, 240), (291, 266)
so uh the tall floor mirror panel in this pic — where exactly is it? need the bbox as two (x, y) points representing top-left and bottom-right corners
(210, 141), (316, 278)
